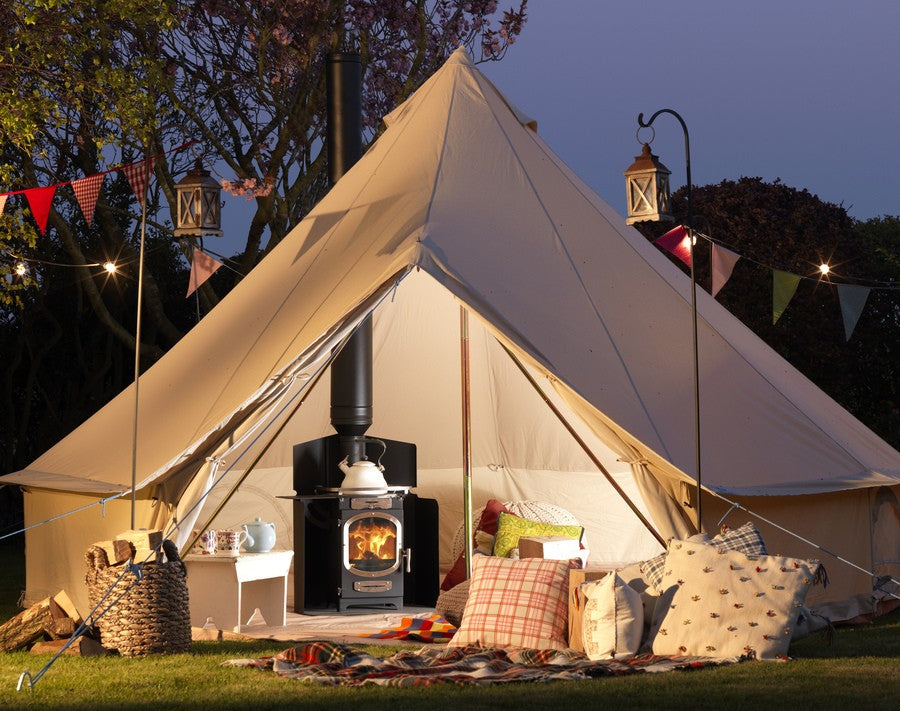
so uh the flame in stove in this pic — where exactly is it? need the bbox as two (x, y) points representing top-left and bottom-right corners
(348, 520), (397, 561)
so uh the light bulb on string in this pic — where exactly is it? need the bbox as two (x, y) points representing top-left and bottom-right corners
(103, 261), (117, 274)
(818, 263), (830, 276)
(15, 262), (27, 276)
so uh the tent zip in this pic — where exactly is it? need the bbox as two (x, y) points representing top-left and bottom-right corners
(497, 339), (667, 548)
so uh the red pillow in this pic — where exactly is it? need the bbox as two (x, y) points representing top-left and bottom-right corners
(440, 499), (509, 591)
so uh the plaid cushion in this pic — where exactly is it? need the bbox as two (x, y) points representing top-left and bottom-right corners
(448, 556), (579, 651)
(641, 522), (768, 592)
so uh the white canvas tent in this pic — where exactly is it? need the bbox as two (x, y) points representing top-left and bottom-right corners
(4, 48), (898, 615)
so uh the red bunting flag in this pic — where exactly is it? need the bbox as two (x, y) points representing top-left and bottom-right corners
(711, 244), (741, 297)
(71, 173), (105, 226)
(121, 157), (157, 209)
(0, 193), (7, 217)
(24, 185), (57, 235)
(186, 249), (223, 297)
(654, 225), (692, 267)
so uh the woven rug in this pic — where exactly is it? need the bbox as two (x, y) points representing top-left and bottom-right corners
(225, 641), (742, 687)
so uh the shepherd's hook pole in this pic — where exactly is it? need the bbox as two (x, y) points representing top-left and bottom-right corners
(638, 108), (702, 532)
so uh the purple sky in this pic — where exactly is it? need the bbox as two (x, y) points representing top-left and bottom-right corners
(214, 2), (898, 256)
(482, 0), (898, 222)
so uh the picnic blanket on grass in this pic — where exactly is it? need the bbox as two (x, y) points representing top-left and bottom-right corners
(226, 641), (742, 687)
(363, 614), (456, 642)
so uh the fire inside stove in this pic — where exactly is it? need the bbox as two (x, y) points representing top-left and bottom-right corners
(345, 514), (399, 575)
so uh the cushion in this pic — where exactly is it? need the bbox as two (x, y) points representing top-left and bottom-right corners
(448, 556), (578, 651)
(642, 522), (768, 593)
(492, 511), (583, 559)
(440, 499), (509, 591)
(646, 540), (822, 660)
(581, 573), (643, 660)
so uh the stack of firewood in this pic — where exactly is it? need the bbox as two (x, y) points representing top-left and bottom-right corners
(0, 528), (167, 656)
(0, 590), (106, 656)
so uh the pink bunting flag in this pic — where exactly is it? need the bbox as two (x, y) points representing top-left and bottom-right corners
(711, 244), (741, 297)
(121, 156), (157, 209)
(186, 249), (223, 297)
(837, 284), (871, 341)
(772, 270), (801, 324)
(24, 185), (57, 235)
(0, 193), (7, 217)
(71, 173), (105, 226)
(654, 225), (692, 267)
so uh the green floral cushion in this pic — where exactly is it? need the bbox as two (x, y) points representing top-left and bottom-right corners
(492, 511), (583, 559)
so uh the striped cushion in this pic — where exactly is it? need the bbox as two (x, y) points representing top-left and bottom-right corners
(448, 556), (578, 651)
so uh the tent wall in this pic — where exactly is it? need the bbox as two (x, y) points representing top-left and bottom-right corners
(22, 492), (164, 612)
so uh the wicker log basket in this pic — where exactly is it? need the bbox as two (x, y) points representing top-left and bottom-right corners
(84, 539), (191, 656)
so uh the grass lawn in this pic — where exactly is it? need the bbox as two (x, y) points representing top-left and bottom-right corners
(0, 538), (897, 710)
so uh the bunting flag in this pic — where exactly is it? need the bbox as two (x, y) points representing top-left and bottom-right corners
(121, 156), (157, 209)
(655, 225), (692, 267)
(71, 173), (105, 226)
(837, 284), (871, 341)
(186, 249), (223, 297)
(772, 270), (801, 324)
(24, 185), (58, 235)
(0, 193), (7, 217)
(711, 244), (741, 297)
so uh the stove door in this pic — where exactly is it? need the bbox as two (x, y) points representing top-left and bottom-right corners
(343, 512), (402, 577)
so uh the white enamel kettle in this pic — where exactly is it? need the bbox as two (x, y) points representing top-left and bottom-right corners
(338, 438), (389, 493)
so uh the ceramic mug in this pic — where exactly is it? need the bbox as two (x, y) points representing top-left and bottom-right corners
(193, 529), (217, 555)
(216, 529), (248, 556)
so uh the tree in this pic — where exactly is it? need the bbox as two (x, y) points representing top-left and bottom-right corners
(633, 177), (899, 448)
(0, 1), (528, 474)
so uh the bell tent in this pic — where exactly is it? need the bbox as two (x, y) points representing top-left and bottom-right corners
(3, 48), (898, 614)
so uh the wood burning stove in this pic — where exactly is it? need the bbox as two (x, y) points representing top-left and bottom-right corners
(290, 435), (438, 612)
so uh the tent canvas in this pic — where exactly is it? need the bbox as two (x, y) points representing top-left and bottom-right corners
(4, 48), (898, 615)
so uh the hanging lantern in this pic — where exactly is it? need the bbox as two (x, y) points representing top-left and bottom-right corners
(173, 160), (222, 237)
(624, 143), (674, 224)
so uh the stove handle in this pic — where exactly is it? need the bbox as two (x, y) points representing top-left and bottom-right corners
(403, 547), (412, 574)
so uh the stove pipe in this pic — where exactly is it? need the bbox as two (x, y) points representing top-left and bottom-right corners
(327, 51), (372, 464)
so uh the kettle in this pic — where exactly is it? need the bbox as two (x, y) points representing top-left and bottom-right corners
(242, 517), (276, 553)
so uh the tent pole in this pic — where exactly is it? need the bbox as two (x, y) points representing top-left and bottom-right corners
(182, 363), (328, 555)
(130, 156), (151, 530)
(497, 340), (667, 548)
(460, 306), (474, 580)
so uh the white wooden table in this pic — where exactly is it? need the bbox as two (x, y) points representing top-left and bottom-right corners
(184, 550), (294, 632)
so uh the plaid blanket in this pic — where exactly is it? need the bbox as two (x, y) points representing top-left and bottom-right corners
(226, 641), (741, 687)
(364, 614), (457, 642)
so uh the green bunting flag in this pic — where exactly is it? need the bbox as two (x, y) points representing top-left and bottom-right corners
(772, 270), (801, 324)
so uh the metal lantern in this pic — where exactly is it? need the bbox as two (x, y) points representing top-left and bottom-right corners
(173, 160), (222, 237)
(624, 143), (674, 224)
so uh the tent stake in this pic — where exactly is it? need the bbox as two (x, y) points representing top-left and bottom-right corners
(497, 340), (667, 548)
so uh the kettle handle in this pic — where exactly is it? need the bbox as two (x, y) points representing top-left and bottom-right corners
(362, 437), (387, 469)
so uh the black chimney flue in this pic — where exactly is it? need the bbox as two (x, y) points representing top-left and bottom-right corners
(326, 51), (371, 463)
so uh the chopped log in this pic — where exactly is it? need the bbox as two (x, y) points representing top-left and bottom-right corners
(93, 539), (133, 565)
(30, 636), (109, 657)
(0, 599), (54, 652)
(116, 529), (163, 550)
(49, 590), (83, 626)
(130, 546), (162, 564)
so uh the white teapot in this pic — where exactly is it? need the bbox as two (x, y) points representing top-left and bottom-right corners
(242, 517), (276, 553)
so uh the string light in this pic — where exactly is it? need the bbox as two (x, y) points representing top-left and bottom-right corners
(819, 263), (831, 276)
(103, 261), (117, 274)
(15, 262), (26, 276)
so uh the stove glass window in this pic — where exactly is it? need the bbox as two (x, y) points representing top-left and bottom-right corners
(345, 514), (399, 575)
